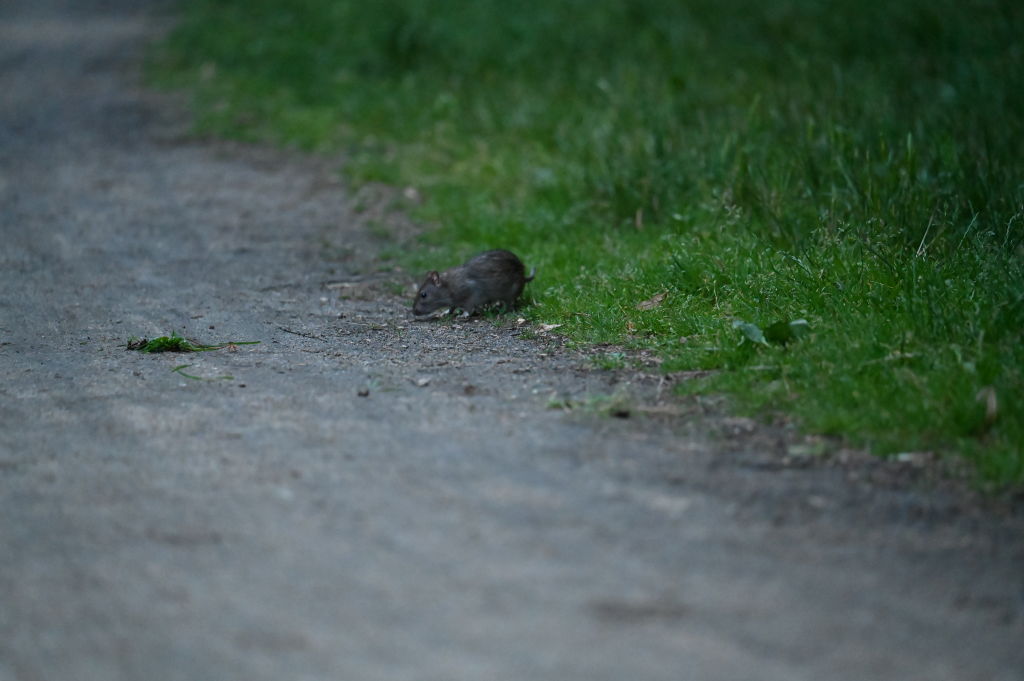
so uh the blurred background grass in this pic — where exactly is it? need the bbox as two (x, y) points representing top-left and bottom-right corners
(151, 0), (1024, 486)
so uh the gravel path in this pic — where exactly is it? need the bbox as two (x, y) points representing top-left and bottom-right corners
(1, 2), (1022, 680)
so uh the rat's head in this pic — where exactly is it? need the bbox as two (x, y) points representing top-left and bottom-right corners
(413, 270), (451, 316)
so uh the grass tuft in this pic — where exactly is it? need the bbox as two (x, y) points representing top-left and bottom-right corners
(128, 332), (260, 353)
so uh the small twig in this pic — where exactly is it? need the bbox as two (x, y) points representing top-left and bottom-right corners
(277, 326), (329, 341)
(172, 364), (234, 381)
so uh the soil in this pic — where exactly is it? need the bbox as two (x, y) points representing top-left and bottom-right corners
(1, 1), (1022, 680)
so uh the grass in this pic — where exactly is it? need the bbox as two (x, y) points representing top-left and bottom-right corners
(150, 0), (1024, 486)
(128, 332), (260, 353)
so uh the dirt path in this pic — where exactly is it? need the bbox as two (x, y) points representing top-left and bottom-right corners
(1, 2), (1022, 680)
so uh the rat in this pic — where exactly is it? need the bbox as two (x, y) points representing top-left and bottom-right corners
(413, 249), (535, 317)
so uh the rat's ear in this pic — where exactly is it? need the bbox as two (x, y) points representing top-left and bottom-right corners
(427, 270), (441, 285)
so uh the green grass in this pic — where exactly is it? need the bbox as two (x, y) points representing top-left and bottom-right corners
(128, 333), (260, 353)
(150, 0), (1024, 486)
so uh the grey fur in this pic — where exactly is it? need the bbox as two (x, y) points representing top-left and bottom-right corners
(413, 249), (535, 317)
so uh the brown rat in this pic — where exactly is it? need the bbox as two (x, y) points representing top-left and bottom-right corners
(413, 249), (535, 317)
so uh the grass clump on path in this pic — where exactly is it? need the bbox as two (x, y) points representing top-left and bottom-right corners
(151, 0), (1024, 486)
(128, 332), (259, 353)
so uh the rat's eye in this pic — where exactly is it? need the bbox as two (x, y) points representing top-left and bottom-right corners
(419, 291), (427, 298)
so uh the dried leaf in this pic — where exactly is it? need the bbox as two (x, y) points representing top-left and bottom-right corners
(538, 323), (562, 332)
(976, 386), (998, 426)
(636, 291), (668, 311)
